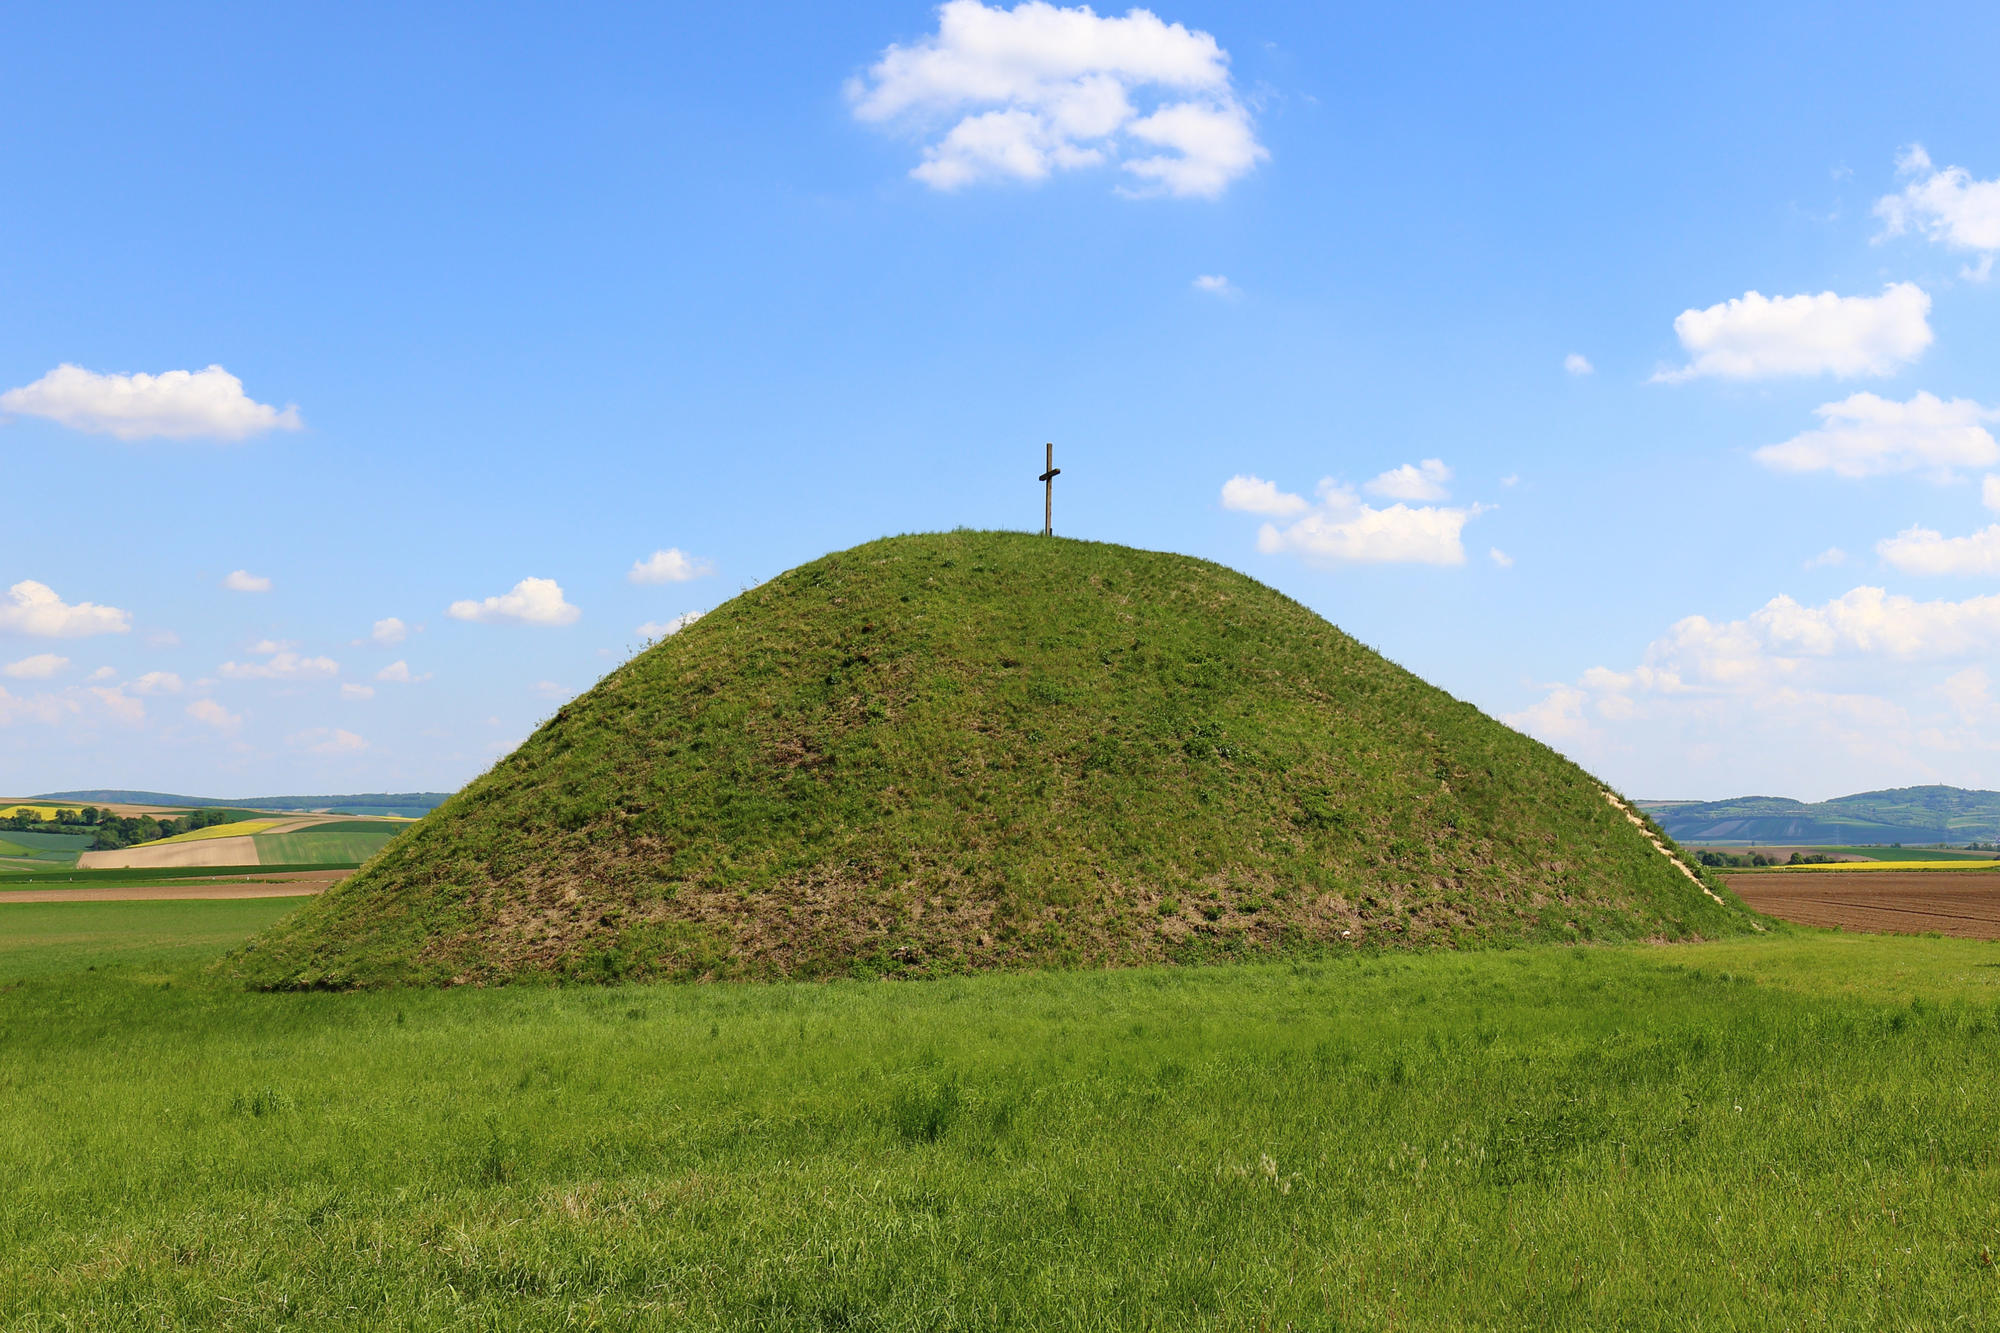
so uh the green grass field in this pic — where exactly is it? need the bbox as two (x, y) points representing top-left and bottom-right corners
(252, 829), (397, 865)
(3, 902), (1998, 1328)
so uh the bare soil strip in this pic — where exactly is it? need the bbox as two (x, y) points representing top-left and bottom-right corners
(0, 870), (346, 905)
(1727, 870), (2000, 940)
(78, 836), (262, 871)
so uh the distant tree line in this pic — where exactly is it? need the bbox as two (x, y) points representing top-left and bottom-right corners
(1695, 850), (1779, 868)
(1693, 849), (1841, 868)
(1, 805), (233, 850)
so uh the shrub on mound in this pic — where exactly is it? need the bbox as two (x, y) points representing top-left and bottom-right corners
(233, 532), (1751, 987)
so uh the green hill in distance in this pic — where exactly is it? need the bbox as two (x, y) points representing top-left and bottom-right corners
(235, 532), (1751, 989)
(35, 791), (450, 818)
(1639, 787), (2000, 845)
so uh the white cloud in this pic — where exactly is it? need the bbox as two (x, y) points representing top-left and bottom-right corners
(371, 616), (407, 645)
(1507, 683), (1591, 743)
(1754, 392), (1998, 480)
(1940, 667), (1993, 724)
(850, 1), (1265, 199)
(87, 666), (117, 682)
(447, 577), (580, 627)
(0, 684), (78, 727)
(3, 653), (68, 679)
(1364, 458), (1452, 502)
(1877, 523), (2000, 577)
(90, 686), (144, 724)
(628, 548), (716, 585)
(1121, 99), (1264, 197)
(1218, 474), (1308, 518)
(0, 581), (131, 638)
(1986, 475), (2000, 512)
(1875, 144), (2000, 252)
(638, 610), (705, 639)
(1488, 547), (1514, 568)
(533, 680), (571, 700)
(185, 699), (242, 733)
(375, 659), (432, 683)
(1245, 477), (1484, 566)
(1655, 283), (1932, 382)
(291, 726), (367, 755)
(1507, 583), (2000, 796)
(0, 364), (302, 441)
(340, 683), (376, 700)
(1192, 273), (1238, 297)
(129, 671), (182, 695)
(249, 639), (296, 655)
(218, 649), (339, 680)
(222, 569), (272, 593)
(1563, 353), (1594, 376)
(1805, 546), (1847, 569)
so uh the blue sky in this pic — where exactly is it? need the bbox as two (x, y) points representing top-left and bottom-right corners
(5, 0), (2000, 801)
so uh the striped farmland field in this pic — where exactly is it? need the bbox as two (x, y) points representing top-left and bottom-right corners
(252, 830), (398, 866)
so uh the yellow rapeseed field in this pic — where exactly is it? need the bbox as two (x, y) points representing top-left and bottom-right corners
(1772, 860), (2000, 872)
(149, 820), (289, 845)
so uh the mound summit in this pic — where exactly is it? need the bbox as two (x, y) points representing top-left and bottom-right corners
(239, 532), (1749, 987)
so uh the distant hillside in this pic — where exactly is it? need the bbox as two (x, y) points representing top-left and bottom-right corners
(36, 790), (451, 818)
(1639, 785), (2000, 845)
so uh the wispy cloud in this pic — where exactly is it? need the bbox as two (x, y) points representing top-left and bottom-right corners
(1754, 392), (1998, 481)
(3, 653), (68, 679)
(628, 548), (716, 585)
(638, 610), (706, 639)
(1224, 467), (1486, 566)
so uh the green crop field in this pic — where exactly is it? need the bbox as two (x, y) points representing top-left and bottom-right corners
(0, 865), (351, 891)
(252, 829), (397, 865)
(3, 902), (1998, 1328)
(0, 829), (95, 853)
(289, 819), (414, 835)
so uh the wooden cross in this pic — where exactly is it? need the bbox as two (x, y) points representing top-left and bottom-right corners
(1039, 442), (1060, 537)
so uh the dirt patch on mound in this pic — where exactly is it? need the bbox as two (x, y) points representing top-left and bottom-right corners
(1727, 870), (2000, 939)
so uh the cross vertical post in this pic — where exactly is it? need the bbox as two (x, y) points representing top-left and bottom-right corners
(1039, 442), (1060, 537)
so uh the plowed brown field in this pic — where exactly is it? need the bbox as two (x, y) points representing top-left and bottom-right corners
(1727, 870), (2000, 939)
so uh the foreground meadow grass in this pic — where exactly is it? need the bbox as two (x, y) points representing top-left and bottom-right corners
(3, 902), (1998, 1329)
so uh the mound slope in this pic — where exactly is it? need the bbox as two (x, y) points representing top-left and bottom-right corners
(238, 533), (1750, 987)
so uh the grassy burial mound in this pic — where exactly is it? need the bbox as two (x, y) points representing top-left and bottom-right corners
(238, 532), (1750, 988)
